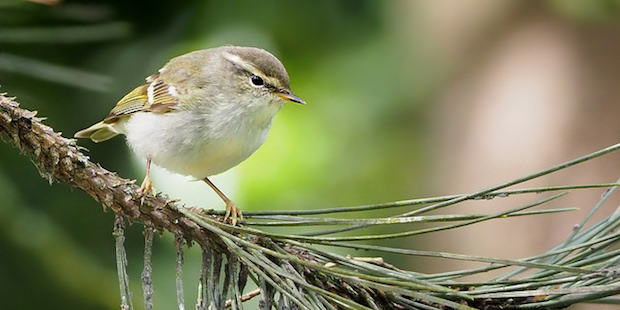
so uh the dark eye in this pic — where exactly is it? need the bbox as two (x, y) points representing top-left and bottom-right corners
(250, 75), (264, 87)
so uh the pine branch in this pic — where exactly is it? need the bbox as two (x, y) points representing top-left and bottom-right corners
(3, 91), (620, 310)
(0, 92), (212, 244)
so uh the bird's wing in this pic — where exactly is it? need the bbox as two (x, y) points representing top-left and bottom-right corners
(103, 73), (181, 123)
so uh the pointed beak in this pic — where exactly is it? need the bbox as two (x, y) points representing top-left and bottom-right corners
(276, 89), (306, 104)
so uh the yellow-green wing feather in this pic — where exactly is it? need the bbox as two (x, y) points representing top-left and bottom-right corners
(104, 83), (150, 121)
(75, 72), (181, 142)
(103, 73), (180, 123)
(143, 78), (180, 112)
(74, 121), (120, 142)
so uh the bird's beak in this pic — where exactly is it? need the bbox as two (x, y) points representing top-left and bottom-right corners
(276, 89), (306, 104)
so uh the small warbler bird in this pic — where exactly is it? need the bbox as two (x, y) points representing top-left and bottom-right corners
(75, 46), (305, 225)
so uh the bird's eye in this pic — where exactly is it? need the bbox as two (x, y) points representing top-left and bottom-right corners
(250, 75), (264, 87)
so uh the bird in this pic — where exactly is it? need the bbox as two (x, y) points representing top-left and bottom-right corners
(75, 46), (305, 225)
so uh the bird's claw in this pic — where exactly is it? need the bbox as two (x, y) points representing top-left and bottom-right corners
(224, 201), (243, 226)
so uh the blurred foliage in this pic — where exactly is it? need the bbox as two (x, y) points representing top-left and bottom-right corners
(1, 0), (620, 309)
(549, 0), (620, 21)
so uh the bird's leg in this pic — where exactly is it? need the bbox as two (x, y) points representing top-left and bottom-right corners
(139, 158), (155, 196)
(203, 178), (242, 225)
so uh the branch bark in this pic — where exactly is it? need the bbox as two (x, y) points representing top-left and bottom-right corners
(0, 92), (213, 245)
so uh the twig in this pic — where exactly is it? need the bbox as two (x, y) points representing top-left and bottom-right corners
(174, 234), (186, 310)
(141, 226), (154, 310)
(226, 289), (261, 308)
(114, 214), (133, 310)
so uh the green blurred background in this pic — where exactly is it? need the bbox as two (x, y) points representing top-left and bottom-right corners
(2, 1), (620, 309)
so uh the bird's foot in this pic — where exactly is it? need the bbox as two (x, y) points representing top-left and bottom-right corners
(138, 174), (156, 204)
(224, 201), (243, 226)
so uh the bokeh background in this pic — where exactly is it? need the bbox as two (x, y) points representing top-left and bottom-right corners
(2, 1), (620, 309)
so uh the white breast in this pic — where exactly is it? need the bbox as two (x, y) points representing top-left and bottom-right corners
(123, 99), (282, 179)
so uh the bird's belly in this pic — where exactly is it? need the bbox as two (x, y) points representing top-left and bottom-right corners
(156, 139), (258, 178)
(124, 112), (268, 179)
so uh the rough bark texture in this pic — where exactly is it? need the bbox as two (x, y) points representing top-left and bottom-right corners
(0, 92), (214, 245)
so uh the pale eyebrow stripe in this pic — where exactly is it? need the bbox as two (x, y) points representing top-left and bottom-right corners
(221, 52), (281, 87)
